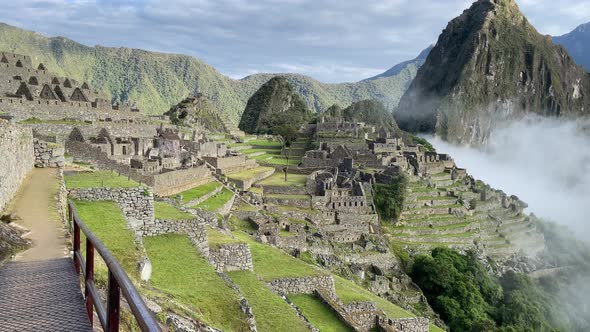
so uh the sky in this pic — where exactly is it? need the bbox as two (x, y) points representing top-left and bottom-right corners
(0, 0), (588, 83)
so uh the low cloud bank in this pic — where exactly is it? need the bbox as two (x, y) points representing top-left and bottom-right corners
(427, 115), (590, 238)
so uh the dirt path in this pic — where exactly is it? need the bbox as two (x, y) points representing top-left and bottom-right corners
(7, 168), (69, 262)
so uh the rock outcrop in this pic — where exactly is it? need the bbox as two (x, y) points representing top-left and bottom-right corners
(165, 94), (227, 133)
(238, 77), (312, 134)
(395, 0), (590, 145)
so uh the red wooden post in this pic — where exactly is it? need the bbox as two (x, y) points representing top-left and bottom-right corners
(107, 270), (120, 332)
(85, 238), (95, 326)
(73, 222), (81, 274)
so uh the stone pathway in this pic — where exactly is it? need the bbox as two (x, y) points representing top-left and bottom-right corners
(0, 169), (92, 331)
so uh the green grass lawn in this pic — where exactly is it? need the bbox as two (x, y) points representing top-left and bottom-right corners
(65, 171), (140, 189)
(228, 271), (308, 332)
(226, 167), (274, 181)
(207, 227), (243, 247)
(288, 294), (353, 332)
(177, 182), (221, 203)
(144, 235), (246, 331)
(72, 200), (142, 282)
(235, 232), (320, 281)
(154, 201), (193, 221)
(242, 148), (281, 155)
(246, 139), (282, 147)
(334, 275), (414, 319)
(257, 173), (308, 187)
(192, 188), (234, 211)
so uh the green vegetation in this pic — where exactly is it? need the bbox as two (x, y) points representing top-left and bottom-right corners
(341, 99), (398, 131)
(0, 22), (419, 124)
(228, 271), (309, 332)
(239, 77), (313, 134)
(410, 135), (435, 152)
(72, 200), (142, 281)
(257, 173), (307, 187)
(412, 247), (556, 332)
(288, 294), (353, 332)
(154, 201), (193, 220)
(226, 167), (274, 181)
(374, 175), (408, 221)
(334, 275), (413, 319)
(177, 181), (221, 203)
(144, 235), (246, 330)
(64, 171), (139, 189)
(235, 232), (319, 281)
(206, 227), (242, 247)
(192, 188), (234, 211)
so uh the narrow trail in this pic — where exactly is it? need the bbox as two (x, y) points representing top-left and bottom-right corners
(8, 168), (69, 261)
(0, 168), (92, 331)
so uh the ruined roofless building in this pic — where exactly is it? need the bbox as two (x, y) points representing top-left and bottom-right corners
(0, 51), (142, 115)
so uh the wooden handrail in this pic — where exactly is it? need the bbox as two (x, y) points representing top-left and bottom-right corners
(68, 200), (161, 332)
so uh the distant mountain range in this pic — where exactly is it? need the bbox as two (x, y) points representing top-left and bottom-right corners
(0, 23), (427, 123)
(553, 22), (590, 73)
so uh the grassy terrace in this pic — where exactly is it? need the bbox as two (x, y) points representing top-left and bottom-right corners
(72, 200), (142, 282)
(226, 166), (274, 181)
(192, 188), (234, 211)
(176, 181), (221, 203)
(207, 227), (242, 247)
(257, 173), (308, 187)
(235, 232), (319, 281)
(245, 139), (282, 147)
(65, 171), (140, 189)
(289, 294), (353, 332)
(144, 234), (246, 330)
(154, 201), (193, 220)
(334, 275), (412, 319)
(228, 271), (309, 332)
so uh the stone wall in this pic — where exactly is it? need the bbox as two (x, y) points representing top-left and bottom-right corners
(0, 120), (34, 212)
(67, 187), (154, 232)
(1, 97), (146, 123)
(34, 140), (65, 168)
(141, 218), (209, 256)
(267, 275), (336, 298)
(209, 243), (253, 272)
(263, 196), (311, 209)
(377, 317), (429, 332)
(26, 122), (161, 141)
(152, 166), (213, 197)
(228, 168), (275, 191)
(66, 140), (213, 196)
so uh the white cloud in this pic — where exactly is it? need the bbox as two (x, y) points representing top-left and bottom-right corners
(427, 116), (590, 238)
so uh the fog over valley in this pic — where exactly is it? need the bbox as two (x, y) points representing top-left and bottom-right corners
(427, 116), (590, 238)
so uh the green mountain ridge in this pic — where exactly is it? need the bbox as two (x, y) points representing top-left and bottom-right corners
(395, 0), (590, 145)
(239, 76), (312, 134)
(0, 23), (420, 124)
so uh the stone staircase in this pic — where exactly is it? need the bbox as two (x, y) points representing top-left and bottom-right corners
(220, 115), (245, 137)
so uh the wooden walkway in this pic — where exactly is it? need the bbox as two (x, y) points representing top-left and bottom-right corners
(0, 258), (92, 331)
(0, 170), (91, 331)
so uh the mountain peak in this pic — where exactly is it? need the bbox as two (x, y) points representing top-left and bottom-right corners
(395, 0), (590, 145)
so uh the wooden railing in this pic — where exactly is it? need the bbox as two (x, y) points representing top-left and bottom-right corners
(68, 200), (161, 332)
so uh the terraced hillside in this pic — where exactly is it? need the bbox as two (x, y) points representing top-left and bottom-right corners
(386, 170), (545, 258)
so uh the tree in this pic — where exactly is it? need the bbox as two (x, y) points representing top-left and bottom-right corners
(374, 175), (408, 221)
(274, 124), (299, 182)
